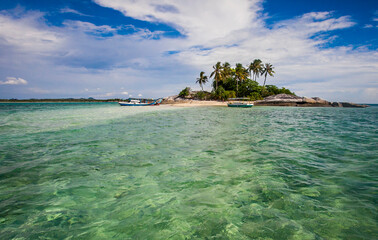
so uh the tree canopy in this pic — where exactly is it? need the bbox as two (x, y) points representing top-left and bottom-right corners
(192, 60), (294, 100)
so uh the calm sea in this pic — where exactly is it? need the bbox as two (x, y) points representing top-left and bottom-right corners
(0, 103), (377, 239)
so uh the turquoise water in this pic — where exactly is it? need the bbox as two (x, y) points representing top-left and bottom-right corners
(0, 103), (377, 239)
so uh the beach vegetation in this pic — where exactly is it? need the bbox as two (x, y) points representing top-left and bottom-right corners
(192, 60), (294, 100)
(234, 63), (249, 95)
(249, 92), (263, 101)
(194, 91), (211, 100)
(261, 63), (275, 94)
(264, 85), (294, 97)
(196, 71), (208, 91)
(211, 86), (225, 100)
(210, 62), (224, 90)
(248, 59), (263, 81)
(179, 87), (191, 98)
(211, 86), (236, 101)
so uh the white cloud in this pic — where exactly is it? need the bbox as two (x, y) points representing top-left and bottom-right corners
(94, 0), (262, 44)
(0, 12), (63, 53)
(122, 91), (128, 95)
(60, 7), (91, 17)
(63, 20), (118, 34)
(0, 77), (28, 85)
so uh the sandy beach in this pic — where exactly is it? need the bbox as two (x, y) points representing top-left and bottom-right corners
(163, 100), (228, 107)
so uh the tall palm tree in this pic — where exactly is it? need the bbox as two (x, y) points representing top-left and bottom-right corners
(261, 63), (275, 92)
(222, 62), (232, 80)
(196, 71), (208, 91)
(248, 59), (263, 81)
(210, 62), (223, 90)
(234, 63), (248, 95)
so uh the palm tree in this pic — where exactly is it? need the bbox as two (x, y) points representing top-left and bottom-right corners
(234, 63), (248, 95)
(196, 71), (208, 91)
(222, 62), (232, 80)
(248, 59), (263, 81)
(210, 62), (223, 90)
(261, 63), (275, 93)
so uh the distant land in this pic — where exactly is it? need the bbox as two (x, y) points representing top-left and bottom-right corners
(0, 98), (120, 103)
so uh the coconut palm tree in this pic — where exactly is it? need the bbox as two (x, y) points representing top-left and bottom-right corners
(261, 63), (275, 93)
(248, 59), (263, 81)
(210, 62), (223, 90)
(196, 71), (208, 91)
(234, 63), (248, 95)
(222, 62), (232, 80)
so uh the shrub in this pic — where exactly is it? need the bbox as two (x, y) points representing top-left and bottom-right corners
(211, 87), (236, 101)
(211, 86), (225, 100)
(224, 90), (236, 100)
(249, 92), (263, 101)
(195, 91), (208, 100)
(178, 87), (191, 98)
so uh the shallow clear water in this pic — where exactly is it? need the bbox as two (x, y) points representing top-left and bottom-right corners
(0, 103), (377, 239)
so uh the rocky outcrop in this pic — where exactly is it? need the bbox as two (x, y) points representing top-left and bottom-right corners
(162, 95), (188, 104)
(254, 94), (368, 108)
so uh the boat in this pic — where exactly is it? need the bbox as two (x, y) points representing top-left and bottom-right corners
(227, 98), (253, 108)
(119, 98), (163, 106)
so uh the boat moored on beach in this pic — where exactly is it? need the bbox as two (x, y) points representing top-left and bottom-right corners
(119, 98), (163, 106)
(227, 98), (253, 108)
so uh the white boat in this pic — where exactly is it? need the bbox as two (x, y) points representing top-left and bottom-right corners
(119, 98), (162, 106)
(227, 98), (253, 108)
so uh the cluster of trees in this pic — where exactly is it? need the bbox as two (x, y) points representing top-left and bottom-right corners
(190, 59), (294, 100)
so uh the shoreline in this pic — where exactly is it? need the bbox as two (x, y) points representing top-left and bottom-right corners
(0, 98), (373, 108)
(162, 100), (228, 107)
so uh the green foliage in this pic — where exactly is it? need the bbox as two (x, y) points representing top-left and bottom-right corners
(211, 87), (236, 100)
(238, 80), (261, 97)
(249, 92), (263, 101)
(224, 90), (236, 100)
(190, 61), (294, 100)
(211, 86), (225, 100)
(179, 87), (191, 98)
(196, 72), (208, 91)
(194, 91), (211, 100)
(213, 77), (235, 91)
(263, 85), (295, 96)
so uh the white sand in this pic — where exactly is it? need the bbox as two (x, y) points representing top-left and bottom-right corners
(163, 100), (228, 107)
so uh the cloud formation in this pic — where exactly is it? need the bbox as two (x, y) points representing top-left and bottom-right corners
(0, 77), (27, 85)
(0, 1), (377, 102)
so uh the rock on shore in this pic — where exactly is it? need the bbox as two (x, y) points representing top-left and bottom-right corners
(161, 95), (227, 106)
(254, 94), (368, 108)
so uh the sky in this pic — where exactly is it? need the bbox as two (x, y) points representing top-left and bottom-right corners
(0, 0), (377, 103)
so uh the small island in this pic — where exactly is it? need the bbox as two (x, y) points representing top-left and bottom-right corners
(163, 60), (368, 108)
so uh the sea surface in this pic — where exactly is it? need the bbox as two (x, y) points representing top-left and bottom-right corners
(0, 103), (377, 239)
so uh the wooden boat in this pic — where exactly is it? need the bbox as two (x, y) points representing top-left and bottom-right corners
(119, 98), (163, 106)
(227, 98), (253, 108)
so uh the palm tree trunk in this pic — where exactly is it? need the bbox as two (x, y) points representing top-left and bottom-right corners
(262, 75), (267, 96)
(236, 80), (238, 96)
(263, 76), (267, 88)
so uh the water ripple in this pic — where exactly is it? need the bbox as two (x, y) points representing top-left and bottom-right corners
(0, 104), (377, 239)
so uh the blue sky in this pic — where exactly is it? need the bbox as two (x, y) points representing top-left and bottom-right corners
(0, 0), (377, 102)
